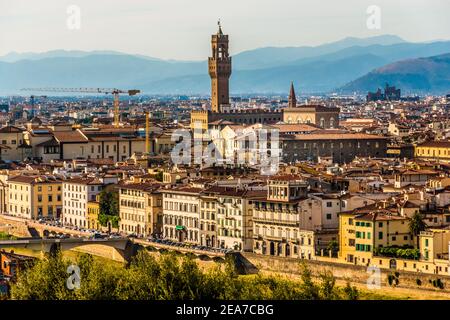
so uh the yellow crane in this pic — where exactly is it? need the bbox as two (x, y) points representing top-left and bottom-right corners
(21, 87), (140, 127)
(145, 111), (151, 154)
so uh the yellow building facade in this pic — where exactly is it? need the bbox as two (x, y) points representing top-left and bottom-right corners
(87, 196), (100, 230)
(415, 141), (450, 162)
(119, 183), (162, 237)
(7, 175), (63, 220)
(339, 209), (413, 266)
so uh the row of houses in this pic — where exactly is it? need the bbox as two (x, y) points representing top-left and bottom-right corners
(116, 175), (391, 254)
(0, 124), (176, 163)
(2, 166), (450, 275)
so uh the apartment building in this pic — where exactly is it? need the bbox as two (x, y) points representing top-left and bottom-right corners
(161, 186), (201, 244)
(87, 195), (100, 230)
(212, 124), (282, 168)
(198, 188), (219, 248)
(0, 126), (31, 161)
(30, 127), (146, 162)
(394, 169), (439, 188)
(7, 175), (63, 219)
(308, 193), (378, 230)
(62, 177), (105, 228)
(339, 205), (413, 266)
(252, 176), (337, 258)
(415, 141), (450, 162)
(209, 186), (253, 251)
(118, 183), (162, 237)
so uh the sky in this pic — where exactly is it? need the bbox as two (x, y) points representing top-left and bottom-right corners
(1, 0), (450, 61)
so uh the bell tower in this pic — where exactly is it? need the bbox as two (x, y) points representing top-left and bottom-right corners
(208, 20), (231, 113)
(288, 81), (297, 108)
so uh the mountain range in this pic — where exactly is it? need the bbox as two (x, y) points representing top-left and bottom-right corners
(340, 53), (450, 95)
(1, 34), (450, 95)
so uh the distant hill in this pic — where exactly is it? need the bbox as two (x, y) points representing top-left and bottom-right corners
(232, 34), (405, 70)
(340, 53), (450, 95)
(2, 35), (450, 95)
(0, 50), (124, 62)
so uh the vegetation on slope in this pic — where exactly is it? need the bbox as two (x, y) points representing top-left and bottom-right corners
(11, 251), (358, 300)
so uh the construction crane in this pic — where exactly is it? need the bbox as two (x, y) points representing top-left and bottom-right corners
(145, 111), (150, 154)
(21, 87), (140, 127)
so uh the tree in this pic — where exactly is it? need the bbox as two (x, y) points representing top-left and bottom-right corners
(298, 262), (320, 299)
(11, 251), (358, 300)
(327, 240), (338, 255)
(154, 171), (163, 182)
(10, 252), (76, 300)
(409, 211), (427, 248)
(98, 188), (119, 228)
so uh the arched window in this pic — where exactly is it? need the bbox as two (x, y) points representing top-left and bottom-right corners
(320, 117), (325, 128)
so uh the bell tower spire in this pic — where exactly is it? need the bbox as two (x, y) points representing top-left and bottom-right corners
(288, 81), (297, 108)
(209, 21), (231, 113)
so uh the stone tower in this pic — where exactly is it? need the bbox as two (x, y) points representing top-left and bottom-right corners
(208, 21), (232, 113)
(288, 81), (297, 108)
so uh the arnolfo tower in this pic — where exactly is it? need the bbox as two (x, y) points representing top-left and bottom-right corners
(208, 21), (231, 113)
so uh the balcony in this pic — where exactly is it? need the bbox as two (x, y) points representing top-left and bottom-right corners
(253, 216), (299, 226)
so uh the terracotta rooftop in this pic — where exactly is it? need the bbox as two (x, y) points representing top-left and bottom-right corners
(286, 133), (387, 141)
(418, 141), (450, 148)
(53, 130), (88, 143)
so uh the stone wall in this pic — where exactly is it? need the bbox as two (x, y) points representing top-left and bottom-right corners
(241, 252), (450, 293)
(0, 215), (31, 237)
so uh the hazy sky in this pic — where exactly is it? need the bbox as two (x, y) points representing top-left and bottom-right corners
(1, 0), (450, 60)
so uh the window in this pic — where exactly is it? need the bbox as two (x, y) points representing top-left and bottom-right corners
(425, 239), (429, 247)
(326, 202), (332, 207)
(38, 195), (42, 202)
(378, 232), (383, 240)
(326, 213), (332, 220)
(11, 140), (16, 144)
(378, 222), (383, 227)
